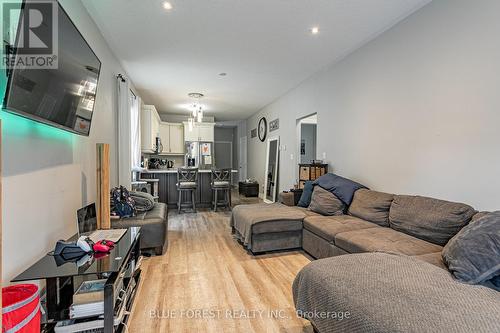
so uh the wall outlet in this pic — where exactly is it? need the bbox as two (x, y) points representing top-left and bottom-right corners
(290, 153), (294, 160)
(322, 152), (327, 159)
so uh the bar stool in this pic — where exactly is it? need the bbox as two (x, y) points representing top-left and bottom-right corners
(177, 167), (198, 213)
(211, 168), (232, 212)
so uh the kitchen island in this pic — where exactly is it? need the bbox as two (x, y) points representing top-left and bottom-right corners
(141, 169), (238, 209)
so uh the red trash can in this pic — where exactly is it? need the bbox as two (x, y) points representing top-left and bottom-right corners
(2, 284), (40, 333)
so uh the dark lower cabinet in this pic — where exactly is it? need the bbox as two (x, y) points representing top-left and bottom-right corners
(141, 172), (219, 208)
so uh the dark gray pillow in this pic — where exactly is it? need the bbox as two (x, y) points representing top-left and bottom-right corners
(297, 181), (314, 207)
(308, 186), (345, 216)
(348, 189), (394, 227)
(442, 211), (500, 290)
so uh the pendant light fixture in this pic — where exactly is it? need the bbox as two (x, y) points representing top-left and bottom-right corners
(187, 93), (205, 129)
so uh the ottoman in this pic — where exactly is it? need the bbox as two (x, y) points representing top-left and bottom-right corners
(230, 203), (306, 254)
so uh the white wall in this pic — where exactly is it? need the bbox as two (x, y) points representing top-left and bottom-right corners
(247, 0), (500, 210)
(1, 0), (130, 281)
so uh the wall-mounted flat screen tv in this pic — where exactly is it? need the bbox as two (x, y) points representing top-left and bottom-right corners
(3, 0), (101, 136)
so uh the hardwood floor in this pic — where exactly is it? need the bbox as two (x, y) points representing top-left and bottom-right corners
(129, 199), (314, 332)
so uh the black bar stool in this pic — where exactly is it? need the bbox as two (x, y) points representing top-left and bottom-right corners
(177, 168), (198, 213)
(211, 168), (232, 212)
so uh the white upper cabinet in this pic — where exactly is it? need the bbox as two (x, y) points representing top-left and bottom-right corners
(141, 105), (161, 152)
(158, 122), (185, 154)
(168, 123), (185, 153)
(197, 123), (215, 142)
(183, 122), (215, 142)
(183, 124), (199, 142)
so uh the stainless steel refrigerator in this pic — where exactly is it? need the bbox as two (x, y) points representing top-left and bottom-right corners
(185, 141), (214, 169)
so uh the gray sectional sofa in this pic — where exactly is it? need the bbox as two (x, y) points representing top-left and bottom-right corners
(302, 189), (476, 266)
(112, 202), (168, 255)
(231, 189), (477, 264)
(231, 187), (500, 332)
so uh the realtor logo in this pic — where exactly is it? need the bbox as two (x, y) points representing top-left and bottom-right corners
(1, 0), (58, 69)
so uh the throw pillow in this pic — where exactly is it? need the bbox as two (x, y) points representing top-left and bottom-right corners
(297, 181), (314, 207)
(308, 186), (345, 216)
(389, 195), (476, 246)
(442, 211), (500, 290)
(348, 189), (394, 227)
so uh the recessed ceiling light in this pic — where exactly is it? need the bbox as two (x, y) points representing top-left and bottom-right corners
(310, 26), (320, 35)
(219, 72), (227, 76)
(162, 1), (173, 10)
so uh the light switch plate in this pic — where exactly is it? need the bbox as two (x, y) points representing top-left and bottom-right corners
(322, 152), (327, 159)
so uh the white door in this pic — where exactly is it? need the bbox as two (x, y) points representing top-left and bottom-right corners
(239, 136), (247, 182)
(169, 124), (184, 154)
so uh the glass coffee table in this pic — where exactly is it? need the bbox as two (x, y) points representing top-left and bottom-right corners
(12, 227), (142, 333)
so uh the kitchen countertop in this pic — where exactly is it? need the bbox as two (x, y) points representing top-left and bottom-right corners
(142, 169), (238, 174)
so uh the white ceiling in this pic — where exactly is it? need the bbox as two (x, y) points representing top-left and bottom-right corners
(84, 0), (431, 121)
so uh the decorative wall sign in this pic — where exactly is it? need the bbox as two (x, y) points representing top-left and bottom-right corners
(269, 118), (279, 132)
(251, 128), (257, 138)
(301, 139), (305, 155)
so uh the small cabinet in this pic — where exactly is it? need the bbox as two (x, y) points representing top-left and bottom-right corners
(158, 122), (185, 154)
(141, 105), (161, 152)
(183, 122), (215, 142)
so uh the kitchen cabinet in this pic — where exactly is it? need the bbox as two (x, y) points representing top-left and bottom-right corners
(168, 123), (184, 153)
(198, 123), (215, 142)
(183, 122), (215, 142)
(141, 105), (161, 152)
(158, 122), (185, 154)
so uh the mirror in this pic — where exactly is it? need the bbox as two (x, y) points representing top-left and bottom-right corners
(299, 114), (317, 164)
(264, 137), (280, 203)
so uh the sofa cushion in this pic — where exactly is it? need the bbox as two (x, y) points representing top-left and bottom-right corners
(303, 215), (380, 243)
(308, 186), (345, 216)
(413, 252), (447, 270)
(297, 181), (314, 207)
(442, 211), (500, 290)
(348, 189), (394, 227)
(389, 195), (476, 246)
(293, 253), (500, 333)
(471, 211), (490, 223)
(335, 227), (443, 256)
(295, 206), (322, 217)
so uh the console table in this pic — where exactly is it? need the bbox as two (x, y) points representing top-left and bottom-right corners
(12, 227), (142, 333)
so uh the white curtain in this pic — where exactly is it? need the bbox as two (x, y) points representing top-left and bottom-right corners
(130, 94), (141, 170)
(117, 76), (132, 189)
